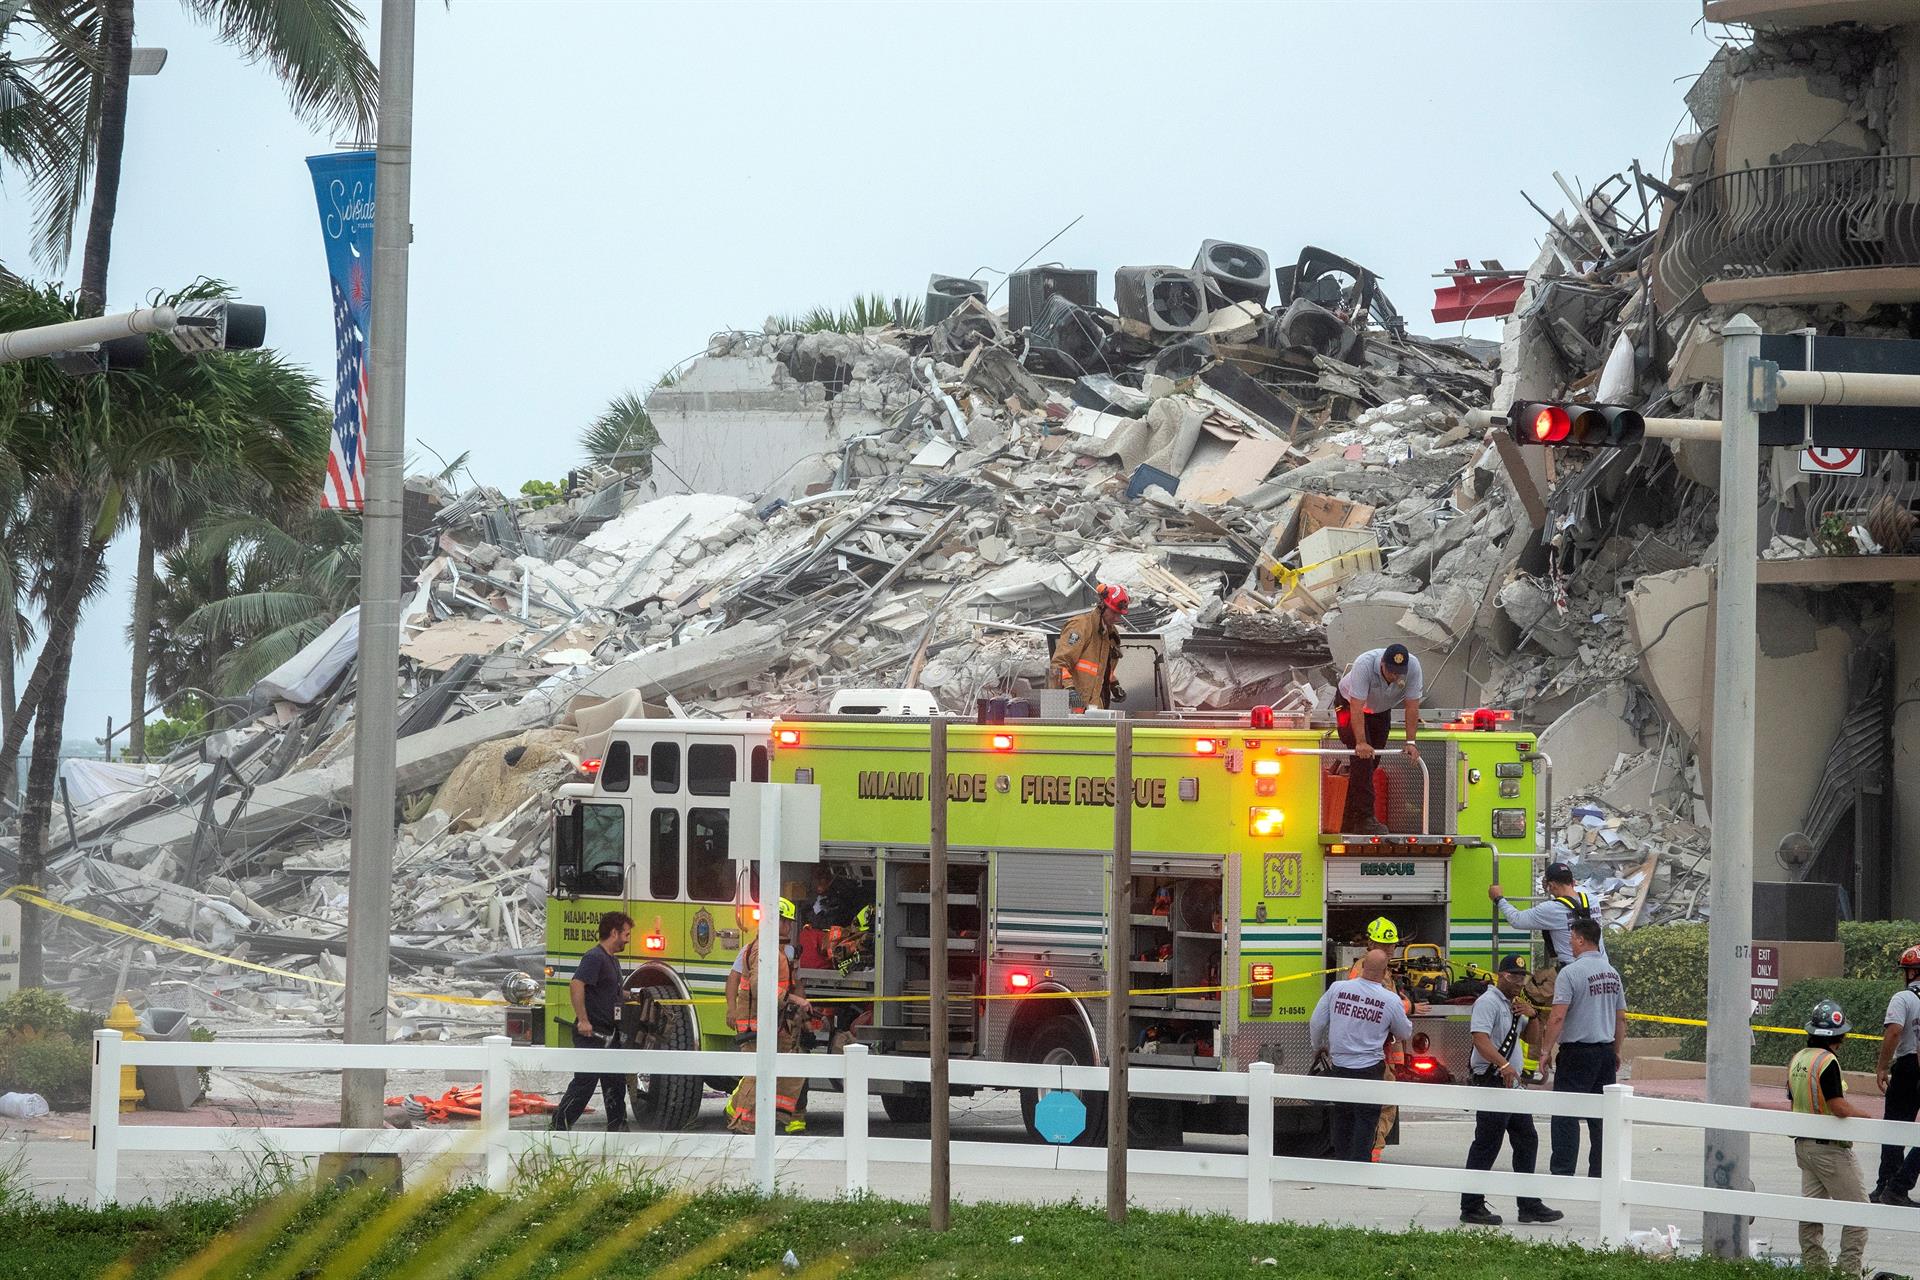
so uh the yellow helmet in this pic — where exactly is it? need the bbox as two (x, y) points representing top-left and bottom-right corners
(780, 897), (796, 922)
(1366, 917), (1399, 946)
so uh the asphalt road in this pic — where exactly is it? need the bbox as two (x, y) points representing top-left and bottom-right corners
(7, 1081), (1920, 1272)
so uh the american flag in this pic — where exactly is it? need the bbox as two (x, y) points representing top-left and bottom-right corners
(321, 277), (368, 511)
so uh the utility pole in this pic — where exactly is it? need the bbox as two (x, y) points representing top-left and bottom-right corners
(1703, 312), (1760, 1257)
(1106, 719), (1132, 1222)
(341, 0), (415, 1130)
(928, 718), (951, 1230)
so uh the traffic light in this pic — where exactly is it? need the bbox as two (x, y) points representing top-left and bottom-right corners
(1508, 401), (1645, 448)
(93, 301), (267, 372)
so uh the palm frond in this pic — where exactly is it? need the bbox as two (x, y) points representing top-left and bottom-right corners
(185, 0), (376, 137)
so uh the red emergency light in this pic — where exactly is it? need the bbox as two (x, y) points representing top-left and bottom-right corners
(1195, 738), (1219, 756)
(990, 733), (1015, 752)
(1007, 970), (1033, 993)
(643, 933), (666, 952)
(1250, 705), (1275, 730)
(776, 729), (800, 747)
(1252, 759), (1281, 777)
(580, 758), (602, 776)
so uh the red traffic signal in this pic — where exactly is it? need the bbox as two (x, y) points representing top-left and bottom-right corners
(1508, 402), (1645, 448)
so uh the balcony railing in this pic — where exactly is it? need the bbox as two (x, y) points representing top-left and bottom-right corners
(1657, 152), (1920, 302)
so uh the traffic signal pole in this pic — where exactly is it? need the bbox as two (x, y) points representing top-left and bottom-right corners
(1703, 314), (1761, 1259)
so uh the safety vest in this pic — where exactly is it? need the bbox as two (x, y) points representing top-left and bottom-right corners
(729, 942), (792, 1033)
(1788, 1046), (1846, 1135)
(1540, 892), (1592, 953)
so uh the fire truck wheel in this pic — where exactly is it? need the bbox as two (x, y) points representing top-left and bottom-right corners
(625, 995), (701, 1131)
(880, 1092), (933, 1124)
(1271, 1103), (1333, 1158)
(1018, 1017), (1106, 1146)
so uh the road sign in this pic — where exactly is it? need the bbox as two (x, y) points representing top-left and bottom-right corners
(1800, 447), (1865, 476)
(1033, 1090), (1087, 1144)
(1759, 333), (1920, 448)
(1751, 945), (1780, 1014)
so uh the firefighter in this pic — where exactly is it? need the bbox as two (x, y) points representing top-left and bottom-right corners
(1487, 861), (1604, 972)
(1333, 643), (1422, 835)
(1541, 917), (1626, 1179)
(1309, 948), (1412, 1162)
(1460, 956), (1562, 1226)
(1350, 916), (1413, 1163)
(550, 911), (632, 1133)
(725, 898), (813, 1134)
(1872, 944), (1920, 1206)
(1791, 1000), (1870, 1275)
(1049, 584), (1128, 709)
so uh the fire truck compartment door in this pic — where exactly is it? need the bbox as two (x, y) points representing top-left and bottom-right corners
(1324, 857), (1448, 903)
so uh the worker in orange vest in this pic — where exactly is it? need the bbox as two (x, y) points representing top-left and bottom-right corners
(725, 898), (813, 1134)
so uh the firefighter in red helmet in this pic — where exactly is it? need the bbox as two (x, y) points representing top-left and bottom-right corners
(1872, 944), (1920, 1205)
(1050, 584), (1129, 709)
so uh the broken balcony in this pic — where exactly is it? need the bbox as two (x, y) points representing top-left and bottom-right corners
(1657, 153), (1920, 310)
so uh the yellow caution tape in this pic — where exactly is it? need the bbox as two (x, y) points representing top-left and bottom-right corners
(1627, 1010), (1880, 1044)
(659, 966), (1342, 1008)
(0, 885), (507, 1008)
(1271, 547), (1381, 601)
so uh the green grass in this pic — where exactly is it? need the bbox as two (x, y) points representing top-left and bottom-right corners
(0, 1170), (1796, 1280)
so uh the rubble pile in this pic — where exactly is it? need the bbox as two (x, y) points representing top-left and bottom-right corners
(16, 14), (1920, 1023)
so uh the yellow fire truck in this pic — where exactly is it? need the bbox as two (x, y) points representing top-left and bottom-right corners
(509, 703), (1545, 1150)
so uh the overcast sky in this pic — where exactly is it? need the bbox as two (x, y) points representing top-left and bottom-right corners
(2, 0), (1726, 743)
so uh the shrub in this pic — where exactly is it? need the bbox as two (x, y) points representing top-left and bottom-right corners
(0, 1032), (91, 1107)
(0, 989), (96, 1040)
(190, 1025), (215, 1100)
(1609, 922), (1707, 1022)
(1838, 919), (1920, 979)
(1672, 977), (1895, 1074)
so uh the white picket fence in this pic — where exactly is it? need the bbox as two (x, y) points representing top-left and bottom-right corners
(87, 1029), (1920, 1247)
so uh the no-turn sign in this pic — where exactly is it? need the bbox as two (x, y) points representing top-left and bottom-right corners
(1801, 446), (1865, 475)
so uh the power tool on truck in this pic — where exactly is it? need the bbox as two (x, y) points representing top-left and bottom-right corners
(505, 693), (1548, 1151)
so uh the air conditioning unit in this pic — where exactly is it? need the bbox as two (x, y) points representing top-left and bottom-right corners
(1193, 240), (1270, 306)
(925, 274), (987, 325)
(1007, 267), (1098, 330)
(1025, 296), (1107, 378)
(1113, 266), (1209, 335)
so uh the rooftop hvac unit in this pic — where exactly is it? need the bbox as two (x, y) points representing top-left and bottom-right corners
(1025, 296), (1107, 378)
(925, 274), (987, 325)
(1007, 266), (1099, 330)
(1113, 266), (1209, 335)
(1193, 240), (1270, 305)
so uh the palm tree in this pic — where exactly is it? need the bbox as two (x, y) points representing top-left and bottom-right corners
(23, 0), (377, 306)
(159, 503), (358, 697)
(581, 391), (660, 476)
(120, 282), (330, 756)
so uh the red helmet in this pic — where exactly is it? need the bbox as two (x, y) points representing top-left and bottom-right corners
(1901, 945), (1920, 970)
(1098, 584), (1130, 614)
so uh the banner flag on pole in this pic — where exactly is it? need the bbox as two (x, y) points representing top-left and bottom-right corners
(307, 151), (375, 511)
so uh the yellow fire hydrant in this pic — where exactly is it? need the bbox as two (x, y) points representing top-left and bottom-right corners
(105, 998), (145, 1112)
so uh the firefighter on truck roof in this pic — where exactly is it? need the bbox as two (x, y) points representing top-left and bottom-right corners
(1050, 584), (1128, 709)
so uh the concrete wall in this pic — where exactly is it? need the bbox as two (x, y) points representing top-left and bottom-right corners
(1715, 70), (1874, 173)
(1751, 601), (1851, 883)
(644, 355), (884, 500)
(1893, 589), (1920, 918)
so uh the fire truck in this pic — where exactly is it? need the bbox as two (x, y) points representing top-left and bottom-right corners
(510, 699), (1545, 1151)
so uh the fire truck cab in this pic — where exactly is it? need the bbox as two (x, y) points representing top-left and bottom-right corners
(519, 704), (1544, 1148)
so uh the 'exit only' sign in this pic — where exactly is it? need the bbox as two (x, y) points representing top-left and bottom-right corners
(1751, 945), (1780, 1013)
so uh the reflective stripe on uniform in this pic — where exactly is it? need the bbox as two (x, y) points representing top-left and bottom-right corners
(1075, 659), (1100, 674)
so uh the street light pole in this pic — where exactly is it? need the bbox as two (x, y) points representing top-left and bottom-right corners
(1703, 312), (1761, 1258)
(341, 0), (415, 1130)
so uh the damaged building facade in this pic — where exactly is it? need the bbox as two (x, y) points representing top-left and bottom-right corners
(5, 0), (1920, 1031)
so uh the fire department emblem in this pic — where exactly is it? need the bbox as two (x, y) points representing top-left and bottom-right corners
(690, 908), (714, 957)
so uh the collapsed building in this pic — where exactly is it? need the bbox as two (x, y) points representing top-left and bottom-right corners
(1, 0), (1918, 1035)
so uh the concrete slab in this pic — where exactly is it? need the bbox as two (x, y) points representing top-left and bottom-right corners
(1538, 687), (1645, 798)
(1624, 567), (1709, 748)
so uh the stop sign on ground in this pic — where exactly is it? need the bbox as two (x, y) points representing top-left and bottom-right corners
(1800, 446), (1864, 475)
(1033, 1091), (1086, 1144)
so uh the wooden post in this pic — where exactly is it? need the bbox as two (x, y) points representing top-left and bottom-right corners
(929, 718), (951, 1230)
(1106, 719), (1132, 1222)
